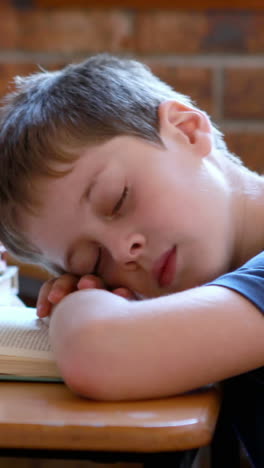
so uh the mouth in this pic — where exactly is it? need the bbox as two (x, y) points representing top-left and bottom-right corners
(152, 245), (177, 288)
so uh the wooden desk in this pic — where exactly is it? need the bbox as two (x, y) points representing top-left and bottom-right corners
(6, 255), (52, 282)
(0, 382), (220, 466)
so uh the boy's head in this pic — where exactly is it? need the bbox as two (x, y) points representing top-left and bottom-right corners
(0, 54), (238, 275)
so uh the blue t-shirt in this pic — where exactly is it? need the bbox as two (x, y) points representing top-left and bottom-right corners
(208, 251), (264, 466)
(208, 251), (264, 314)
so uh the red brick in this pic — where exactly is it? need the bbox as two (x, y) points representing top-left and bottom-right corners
(0, 0), (14, 9)
(224, 68), (264, 120)
(148, 64), (214, 116)
(0, 9), (133, 52)
(135, 11), (264, 54)
(0, 63), (38, 98)
(248, 15), (264, 52)
(225, 132), (264, 173)
(203, 12), (256, 53)
(136, 12), (208, 54)
(0, 9), (19, 49)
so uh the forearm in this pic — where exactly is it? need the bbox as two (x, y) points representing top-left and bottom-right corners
(49, 286), (264, 400)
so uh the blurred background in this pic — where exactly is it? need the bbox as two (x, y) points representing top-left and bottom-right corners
(1, 0), (264, 307)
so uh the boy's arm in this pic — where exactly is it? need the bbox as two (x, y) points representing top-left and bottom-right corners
(49, 285), (264, 400)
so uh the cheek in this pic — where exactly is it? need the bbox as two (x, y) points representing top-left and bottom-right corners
(138, 193), (181, 235)
(102, 265), (125, 289)
(101, 257), (141, 292)
(102, 266), (157, 298)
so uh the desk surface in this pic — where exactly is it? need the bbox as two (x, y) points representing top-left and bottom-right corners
(0, 382), (220, 452)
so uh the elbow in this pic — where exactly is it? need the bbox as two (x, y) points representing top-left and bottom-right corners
(52, 321), (119, 400)
(55, 334), (129, 401)
(56, 345), (102, 400)
(49, 290), (131, 400)
(59, 355), (123, 401)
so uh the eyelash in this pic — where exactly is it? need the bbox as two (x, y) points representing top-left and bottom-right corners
(112, 186), (128, 215)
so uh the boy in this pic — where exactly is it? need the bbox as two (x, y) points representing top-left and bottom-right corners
(0, 55), (263, 465)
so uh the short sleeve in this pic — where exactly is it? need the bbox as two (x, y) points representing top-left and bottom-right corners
(207, 252), (264, 314)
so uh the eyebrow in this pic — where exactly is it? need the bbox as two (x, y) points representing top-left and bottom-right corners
(80, 166), (104, 203)
(80, 176), (97, 203)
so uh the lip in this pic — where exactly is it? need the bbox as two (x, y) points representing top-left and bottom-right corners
(152, 246), (177, 288)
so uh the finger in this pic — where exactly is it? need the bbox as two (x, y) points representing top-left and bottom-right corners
(77, 274), (105, 290)
(36, 279), (56, 318)
(47, 274), (80, 304)
(112, 287), (136, 300)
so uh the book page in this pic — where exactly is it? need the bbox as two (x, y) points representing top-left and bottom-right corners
(0, 306), (53, 359)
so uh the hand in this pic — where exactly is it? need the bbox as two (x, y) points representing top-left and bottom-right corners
(36, 273), (136, 318)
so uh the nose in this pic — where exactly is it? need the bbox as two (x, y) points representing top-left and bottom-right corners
(109, 232), (146, 268)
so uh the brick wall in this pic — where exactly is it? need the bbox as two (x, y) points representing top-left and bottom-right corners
(0, 3), (263, 173)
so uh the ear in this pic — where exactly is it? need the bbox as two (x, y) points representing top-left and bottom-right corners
(158, 101), (213, 157)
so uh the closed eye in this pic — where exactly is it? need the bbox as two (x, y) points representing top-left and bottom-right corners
(112, 186), (128, 215)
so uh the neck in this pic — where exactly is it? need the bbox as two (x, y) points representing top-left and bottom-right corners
(228, 162), (264, 269)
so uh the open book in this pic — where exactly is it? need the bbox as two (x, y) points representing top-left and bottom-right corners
(0, 306), (61, 382)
